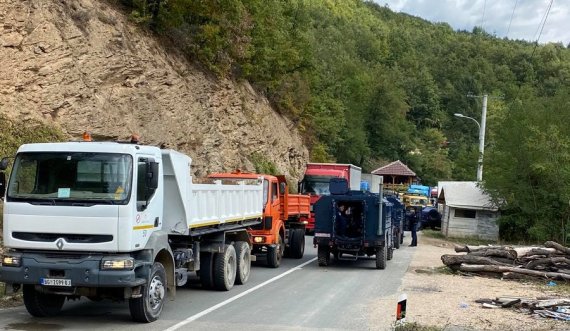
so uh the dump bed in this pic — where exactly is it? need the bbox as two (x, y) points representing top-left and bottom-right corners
(284, 194), (310, 219)
(161, 150), (263, 235)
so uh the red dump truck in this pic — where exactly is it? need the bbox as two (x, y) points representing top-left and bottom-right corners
(208, 171), (309, 268)
(298, 163), (362, 233)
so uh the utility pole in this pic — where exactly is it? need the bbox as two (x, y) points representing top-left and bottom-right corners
(456, 93), (492, 182)
(477, 94), (487, 182)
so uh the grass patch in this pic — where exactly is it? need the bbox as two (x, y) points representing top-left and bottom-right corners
(249, 152), (278, 175)
(395, 322), (443, 331)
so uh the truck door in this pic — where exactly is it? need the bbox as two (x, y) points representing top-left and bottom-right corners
(277, 175), (288, 221)
(132, 157), (161, 249)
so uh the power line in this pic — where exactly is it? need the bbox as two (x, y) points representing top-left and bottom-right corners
(532, 0), (554, 44)
(480, 0), (487, 30)
(512, 0), (554, 102)
(506, 0), (518, 38)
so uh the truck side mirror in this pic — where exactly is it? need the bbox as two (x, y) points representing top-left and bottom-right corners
(0, 172), (5, 197)
(146, 162), (159, 190)
(0, 157), (9, 171)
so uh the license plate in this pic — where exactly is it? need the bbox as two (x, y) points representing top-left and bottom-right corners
(314, 232), (331, 238)
(40, 278), (71, 287)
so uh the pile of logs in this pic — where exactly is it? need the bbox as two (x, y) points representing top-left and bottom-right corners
(441, 241), (570, 280)
(476, 297), (570, 321)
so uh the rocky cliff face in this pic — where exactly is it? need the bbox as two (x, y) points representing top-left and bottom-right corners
(0, 0), (308, 183)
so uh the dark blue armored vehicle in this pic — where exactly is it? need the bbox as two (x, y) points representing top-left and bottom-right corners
(313, 179), (394, 269)
(386, 195), (404, 249)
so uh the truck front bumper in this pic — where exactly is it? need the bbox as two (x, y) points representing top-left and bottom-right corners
(0, 252), (146, 289)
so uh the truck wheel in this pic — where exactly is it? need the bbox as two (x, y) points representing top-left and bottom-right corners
(235, 241), (251, 285)
(400, 232), (404, 245)
(387, 246), (394, 261)
(290, 229), (305, 259)
(213, 244), (237, 291)
(129, 262), (167, 323)
(23, 284), (65, 317)
(376, 245), (387, 270)
(317, 244), (330, 267)
(199, 252), (215, 289)
(267, 234), (284, 268)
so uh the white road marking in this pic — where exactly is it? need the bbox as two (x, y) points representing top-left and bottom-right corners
(164, 257), (317, 331)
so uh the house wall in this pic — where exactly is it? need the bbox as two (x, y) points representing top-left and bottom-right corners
(444, 206), (499, 240)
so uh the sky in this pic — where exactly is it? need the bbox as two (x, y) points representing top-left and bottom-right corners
(376, 0), (569, 45)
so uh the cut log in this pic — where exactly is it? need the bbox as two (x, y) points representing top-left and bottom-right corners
(454, 245), (509, 253)
(513, 247), (557, 258)
(535, 299), (570, 308)
(469, 249), (517, 260)
(441, 254), (513, 267)
(526, 257), (570, 270)
(459, 264), (570, 280)
(544, 241), (570, 255)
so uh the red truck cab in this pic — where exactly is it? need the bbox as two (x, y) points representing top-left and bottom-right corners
(298, 163), (362, 233)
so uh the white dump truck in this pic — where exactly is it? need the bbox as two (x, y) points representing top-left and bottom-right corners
(0, 140), (263, 322)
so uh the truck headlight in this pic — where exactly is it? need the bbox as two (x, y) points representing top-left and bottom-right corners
(1, 254), (22, 267)
(253, 236), (266, 243)
(101, 258), (134, 270)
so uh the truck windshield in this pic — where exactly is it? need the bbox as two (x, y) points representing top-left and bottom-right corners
(7, 152), (133, 205)
(300, 175), (333, 195)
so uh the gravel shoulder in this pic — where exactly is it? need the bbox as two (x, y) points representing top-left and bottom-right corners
(392, 232), (570, 331)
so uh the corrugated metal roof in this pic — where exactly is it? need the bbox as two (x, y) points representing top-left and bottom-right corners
(371, 160), (416, 176)
(438, 181), (498, 211)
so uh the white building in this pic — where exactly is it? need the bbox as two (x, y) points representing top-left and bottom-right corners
(438, 181), (499, 241)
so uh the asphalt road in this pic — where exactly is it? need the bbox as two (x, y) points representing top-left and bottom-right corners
(0, 236), (415, 331)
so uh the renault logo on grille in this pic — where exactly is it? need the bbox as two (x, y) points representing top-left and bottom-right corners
(56, 238), (65, 250)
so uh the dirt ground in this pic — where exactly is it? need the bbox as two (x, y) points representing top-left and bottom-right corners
(377, 232), (570, 331)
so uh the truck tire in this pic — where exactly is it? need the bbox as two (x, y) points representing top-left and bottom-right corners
(317, 244), (330, 267)
(289, 228), (305, 259)
(213, 244), (237, 291)
(23, 284), (65, 317)
(235, 241), (251, 285)
(129, 262), (167, 323)
(199, 252), (215, 289)
(376, 245), (387, 270)
(267, 234), (284, 268)
(400, 232), (404, 245)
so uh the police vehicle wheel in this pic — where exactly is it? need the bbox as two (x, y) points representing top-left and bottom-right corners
(23, 284), (65, 317)
(317, 244), (330, 266)
(394, 233), (401, 249)
(129, 262), (167, 323)
(235, 241), (251, 285)
(376, 245), (387, 270)
(387, 246), (394, 261)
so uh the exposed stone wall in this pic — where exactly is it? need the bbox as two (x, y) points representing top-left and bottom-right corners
(0, 0), (308, 184)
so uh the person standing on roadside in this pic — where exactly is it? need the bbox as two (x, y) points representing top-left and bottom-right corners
(407, 207), (419, 247)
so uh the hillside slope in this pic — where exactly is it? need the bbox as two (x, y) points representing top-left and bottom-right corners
(0, 0), (308, 181)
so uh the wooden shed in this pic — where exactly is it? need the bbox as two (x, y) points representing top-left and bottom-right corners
(372, 160), (418, 193)
(438, 181), (499, 241)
